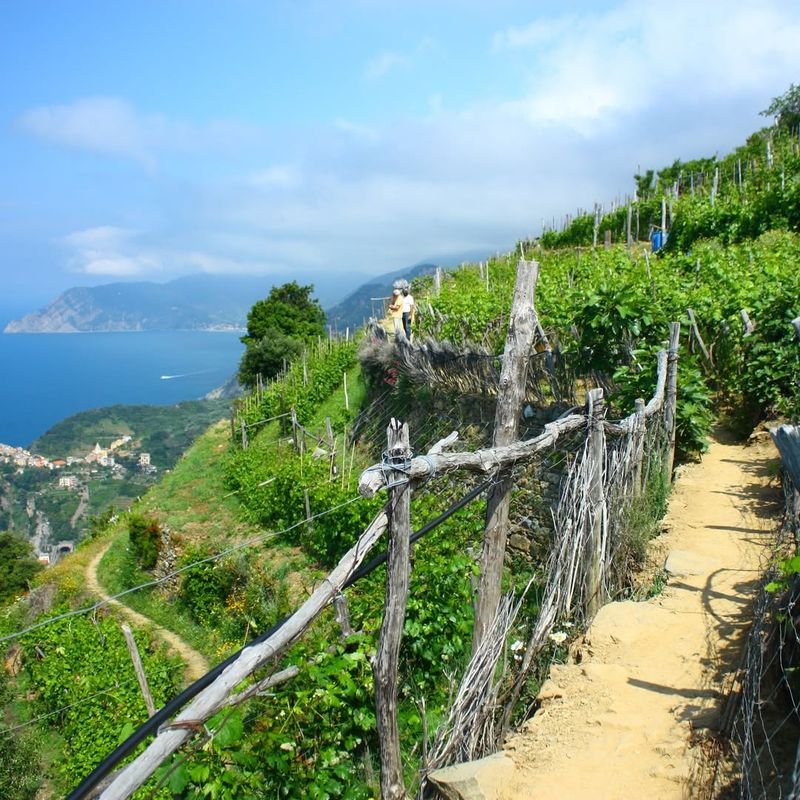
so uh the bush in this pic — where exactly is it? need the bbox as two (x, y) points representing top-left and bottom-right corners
(127, 513), (162, 570)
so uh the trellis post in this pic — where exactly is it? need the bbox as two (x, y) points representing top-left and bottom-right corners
(473, 257), (539, 652)
(374, 419), (412, 800)
(585, 388), (606, 619)
(632, 398), (646, 495)
(664, 322), (681, 482)
(121, 624), (156, 718)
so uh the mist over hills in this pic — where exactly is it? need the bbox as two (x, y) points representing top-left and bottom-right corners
(3, 271), (368, 333)
(5, 250), (494, 334)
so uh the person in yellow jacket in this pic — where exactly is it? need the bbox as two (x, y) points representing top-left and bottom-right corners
(387, 288), (403, 334)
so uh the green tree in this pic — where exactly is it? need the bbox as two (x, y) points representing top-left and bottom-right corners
(761, 83), (800, 131)
(243, 282), (325, 343)
(238, 328), (304, 388)
(238, 282), (326, 387)
(0, 532), (43, 604)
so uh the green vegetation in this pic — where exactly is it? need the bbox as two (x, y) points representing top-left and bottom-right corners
(127, 513), (162, 569)
(239, 281), (326, 387)
(0, 532), (43, 604)
(32, 398), (231, 468)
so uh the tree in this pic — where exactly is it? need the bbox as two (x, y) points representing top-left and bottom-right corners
(761, 83), (800, 132)
(238, 328), (304, 387)
(243, 282), (325, 344)
(238, 282), (326, 388)
(0, 532), (43, 604)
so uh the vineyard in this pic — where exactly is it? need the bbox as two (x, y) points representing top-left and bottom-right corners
(1, 119), (799, 799)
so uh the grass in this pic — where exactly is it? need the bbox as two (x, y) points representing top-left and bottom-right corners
(97, 530), (229, 659)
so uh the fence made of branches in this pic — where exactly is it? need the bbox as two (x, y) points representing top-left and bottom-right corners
(66, 259), (681, 800)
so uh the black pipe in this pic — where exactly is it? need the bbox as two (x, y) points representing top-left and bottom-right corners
(67, 478), (491, 800)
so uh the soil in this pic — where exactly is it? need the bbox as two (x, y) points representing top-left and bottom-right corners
(502, 430), (782, 799)
(85, 543), (209, 682)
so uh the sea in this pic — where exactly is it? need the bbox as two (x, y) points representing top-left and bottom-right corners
(0, 305), (244, 448)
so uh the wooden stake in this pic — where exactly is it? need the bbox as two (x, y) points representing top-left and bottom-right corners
(290, 408), (299, 452)
(663, 322), (681, 482)
(121, 624), (156, 718)
(632, 398), (646, 495)
(374, 419), (412, 800)
(585, 388), (605, 619)
(343, 373), (349, 411)
(473, 257), (540, 653)
(686, 308), (713, 367)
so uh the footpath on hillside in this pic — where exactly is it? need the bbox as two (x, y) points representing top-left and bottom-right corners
(501, 430), (781, 799)
(86, 544), (209, 682)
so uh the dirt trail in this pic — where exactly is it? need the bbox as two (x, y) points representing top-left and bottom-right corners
(86, 544), (209, 682)
(503, 431), (781, 799)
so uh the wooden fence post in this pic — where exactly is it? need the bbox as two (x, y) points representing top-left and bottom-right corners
(585, 388), (606, 619)
(344, 373), (350, 411)
(121, 624), (156, 718)
(433, 267), (441, 297)
(374, 419), (412, 800)
(664, 322), (681, 482)
(290, 408), (299, 453)
(240, 418), (248, 451)
(473, 258), (539, 653)
(632, 398), (646, 495)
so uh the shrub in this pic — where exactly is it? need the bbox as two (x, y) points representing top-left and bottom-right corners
(127, 513), (162, 570)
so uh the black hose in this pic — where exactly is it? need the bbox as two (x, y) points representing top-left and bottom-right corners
(66, 477), (491, 800)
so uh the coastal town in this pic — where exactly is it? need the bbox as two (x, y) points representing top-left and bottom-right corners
(0, 436), (157, 565)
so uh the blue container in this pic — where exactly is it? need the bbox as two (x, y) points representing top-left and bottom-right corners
(651, 230), (663, 252)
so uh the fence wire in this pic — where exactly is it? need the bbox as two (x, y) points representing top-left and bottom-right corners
(730, 471), (800, 800)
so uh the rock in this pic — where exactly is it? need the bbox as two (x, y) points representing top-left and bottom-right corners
(508, 534), (531, 554)
(4, 643), (22, 676)
(427, 753), (516, 800)
(664, 550), (720, 577)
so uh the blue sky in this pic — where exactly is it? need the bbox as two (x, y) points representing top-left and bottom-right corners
(1, 0), (799, 307)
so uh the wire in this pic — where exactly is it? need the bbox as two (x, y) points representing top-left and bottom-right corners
(0, 496), (363, 645)
(0, 662), (185, 738)
(65, 478), (492, 800)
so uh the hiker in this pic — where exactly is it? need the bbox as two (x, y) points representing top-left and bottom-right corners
(388, 288), (403, 335)
(401, 287), (416, 340)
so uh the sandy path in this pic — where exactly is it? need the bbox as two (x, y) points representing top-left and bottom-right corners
(502, 432), (780, 799)
(86, 543), (210, 682)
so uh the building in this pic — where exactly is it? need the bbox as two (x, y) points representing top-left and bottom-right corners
(138, 452), (151, 467)
(58, 475), (78, 490)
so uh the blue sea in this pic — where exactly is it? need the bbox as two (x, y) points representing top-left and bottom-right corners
(0, 310), (244, 447)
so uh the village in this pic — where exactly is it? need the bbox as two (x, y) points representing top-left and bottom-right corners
(0, 437), (157, 565)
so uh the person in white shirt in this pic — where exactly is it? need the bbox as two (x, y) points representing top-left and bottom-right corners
(401, 288), (416, 340)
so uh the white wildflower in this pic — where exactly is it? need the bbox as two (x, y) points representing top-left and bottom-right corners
(548, 631), (568, 644)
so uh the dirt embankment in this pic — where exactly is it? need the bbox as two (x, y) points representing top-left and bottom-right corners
(502, 431), (781, 799)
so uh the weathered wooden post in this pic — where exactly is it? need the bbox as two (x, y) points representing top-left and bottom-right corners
(343, 373), (350, 411)
(240, 418), (248, 450)
(664, 322), (681, 482)
(374, 419), (412, 800)
(473, 257), (539, 652)
(686, 308), (713, 367)
(121, 624), (156, 718)
(433, 267), (442, 297)
(290, 408), (299, 452)
(626, 204), (633, 248)
(632, 398), (646, 495)
(585, 388), (606, 619)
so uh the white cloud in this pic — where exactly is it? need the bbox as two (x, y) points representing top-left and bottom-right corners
(364, 51), (406, 80)
(18, 97), (260, 169)
(363, 35), (437, 81)
(492, 0), (800, 131)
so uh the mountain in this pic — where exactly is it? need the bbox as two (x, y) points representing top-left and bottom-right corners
(4, 271), (369, 334)
(325, 249), (494, 331)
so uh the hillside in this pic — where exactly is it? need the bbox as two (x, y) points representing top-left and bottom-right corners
(4, 271), (368, 334)
(325, 249), (493, 331)
(1, 116), (798, 800)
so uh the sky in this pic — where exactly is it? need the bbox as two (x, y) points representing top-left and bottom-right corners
(1, 0), (799, 308)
